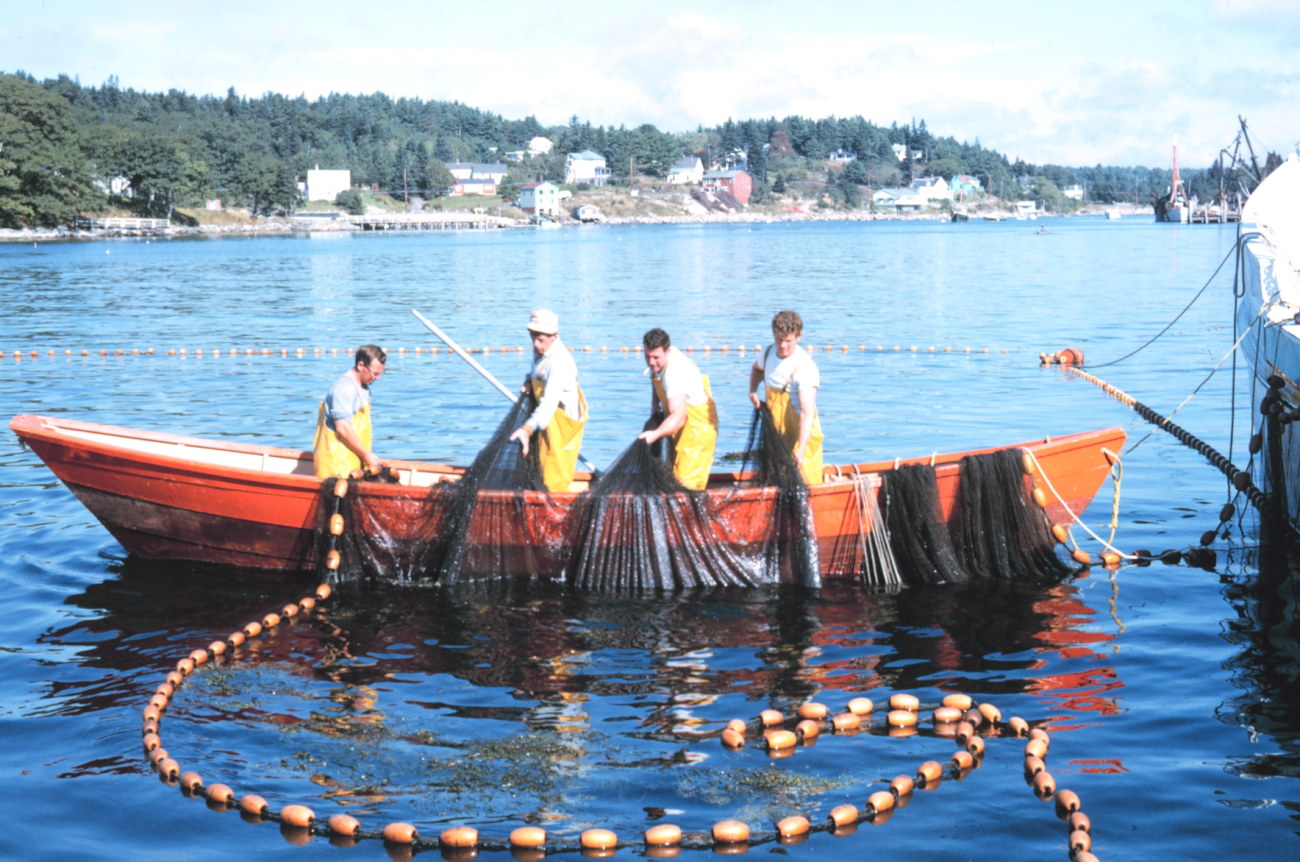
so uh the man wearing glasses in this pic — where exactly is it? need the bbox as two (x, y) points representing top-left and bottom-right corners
(313, 344), (386, 480)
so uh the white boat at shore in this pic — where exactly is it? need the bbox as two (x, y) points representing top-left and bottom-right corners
(1237, 147), (1300, 526)
(1106, 210), (1121, 220)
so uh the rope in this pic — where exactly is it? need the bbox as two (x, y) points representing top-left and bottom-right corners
(1023, 448), (1134, 560)
(1065, 367), (1272, 515)
(1087, 244), (1235, 369)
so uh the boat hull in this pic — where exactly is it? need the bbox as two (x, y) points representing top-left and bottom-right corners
(11, 414), (1125, 577)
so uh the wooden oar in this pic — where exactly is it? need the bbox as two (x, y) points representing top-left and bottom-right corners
(411, 309), (599, 476)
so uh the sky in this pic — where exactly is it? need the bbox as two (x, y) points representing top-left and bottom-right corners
(3, 0), (1297, 167)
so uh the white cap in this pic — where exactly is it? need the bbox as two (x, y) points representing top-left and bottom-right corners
(527, 309), (559, 335)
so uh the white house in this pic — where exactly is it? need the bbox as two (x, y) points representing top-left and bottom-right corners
(306, 168), (352, 202)
(1016, 200), (1038, 216)
(564, 150), (611, 185)
(505, 150), (526, 162)
(446, 163), (508, 183)
(528, 136), (553, 157)
(667, 157), (704, 185)
(450, 178), (497, 197)
(891, 143), (907, 162)
(911, 175), (952, 202)
(828, 150), (856, 162)
(1062, 184), (1084, 201)
(873, 188), (927, 212)
(520, 181), (561, 216)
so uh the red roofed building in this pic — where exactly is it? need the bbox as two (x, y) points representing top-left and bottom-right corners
(702, 170), (752, 206)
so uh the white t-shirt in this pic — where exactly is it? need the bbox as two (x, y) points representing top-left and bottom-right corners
(656, 346), (709, 406)
(524, 338), (582, 431)
(760, 344), (819, 414)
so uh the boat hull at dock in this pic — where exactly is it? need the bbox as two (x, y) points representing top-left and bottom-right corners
(10, 414), (1124, 578)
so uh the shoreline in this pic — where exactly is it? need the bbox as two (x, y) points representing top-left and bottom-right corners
(0, 204), (1158, 243)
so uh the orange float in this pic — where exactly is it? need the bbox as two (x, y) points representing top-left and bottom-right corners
(712, 821), (749, 844)
(917, 761), (943, 783)
(951, 750), (974, 770)
(207, 784), (234, 804)
(1032, 771), (1056, 796)
(977, 703), (1001, 723)
(280, 805), (314, 827)
(1069, 811), (1091, 833)
(942, 694), (972, 710)
(765, 730), (797, 750)
(329, 814), (361, 836)
(581, 829), (617, 850)
(846, 697), (873, 716)
(721, 728), (745, 748)
(760, 709), (784, 726)
(867, 791), (895, 814)
(1055, 789), (1081, 814)
(797, 702), (828, 720)
(645, 824), (681, 846)
(776, 816), (809, 838)
(887, 709), (917, 727)
(1025, 738), (1048, 759)
(966, 736), (985, 756)
(383, 822), (419, 844)
(889, 693), (919, 711)
(796, 719), (820, 740)
(511, 827), (546, 848)
(933, 706), (962, 723)
(1024, 755), (1046, 776)
(832, 712), (861, 731)
(239, 794), (268, 816)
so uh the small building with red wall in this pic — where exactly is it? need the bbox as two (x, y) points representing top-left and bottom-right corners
(702, 170), (752, 206)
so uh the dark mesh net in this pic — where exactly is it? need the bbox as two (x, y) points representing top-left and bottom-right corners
(881, 463), (970, 585)
(953, 449), (1072, 582)
(736, 406), (821, 588)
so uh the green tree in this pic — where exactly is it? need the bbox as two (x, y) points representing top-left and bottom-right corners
(425, 159), (455, 196)
(772, 174), (787, 194)
(116, 134), (184, 216)
(433, 135), (454, 162)
(335, 188), (365, 214)
(0, 73), (98, 227)
(232, 152), (279, 214)
(927, 157), (962, 181)
(271, 160), (300, 213)
(836, 172), (861, 208)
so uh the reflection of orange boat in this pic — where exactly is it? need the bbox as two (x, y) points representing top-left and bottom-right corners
(9, 414), (1124, 577)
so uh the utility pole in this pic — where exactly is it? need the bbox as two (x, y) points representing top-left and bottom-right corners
(403, 168), (408, 204)
(630, 156), (635, 187)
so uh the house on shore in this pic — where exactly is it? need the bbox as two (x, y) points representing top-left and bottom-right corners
(667, 157), (704, 185)
(1062, 184), (1084, 200)
(828, 150), (857, 162)
(447, 162), (508, 183)
(949, 174), (982, 195)
(450, 178), (497, 197)
(873, 189), (927, 212)
(306, 168), (352, 201)
(564, 150), (611, 186)
(520, 181), (561, 216)
(528, 137), (553, 157)
(911, 175), (952, 202)
(702, 170), (752, 205)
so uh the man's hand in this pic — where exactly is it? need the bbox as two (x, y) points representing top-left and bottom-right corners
(362, 452), (382, 473)
(749, 391), (762, 410)
(793, 444), (806, 469)
(520, 382), (529, 396)
(637, 428), (658, 445)
(509, 426), (532, 456)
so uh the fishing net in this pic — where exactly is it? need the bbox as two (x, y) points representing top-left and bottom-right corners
(881, 463), (970, 586)
(953, 448), (1073, 582)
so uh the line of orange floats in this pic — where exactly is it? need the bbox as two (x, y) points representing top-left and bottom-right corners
(3, 345), (1010, 360)
(142, 616), (1100, 860)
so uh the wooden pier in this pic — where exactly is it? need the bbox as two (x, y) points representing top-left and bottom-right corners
(340, 213), (513, 231)
(78, 217), (172, 230)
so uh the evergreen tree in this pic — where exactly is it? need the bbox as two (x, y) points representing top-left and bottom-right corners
(434, 134), (454, 162)
(0, 73), (98, 227)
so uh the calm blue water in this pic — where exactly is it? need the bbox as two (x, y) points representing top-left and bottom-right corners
(2, 219), (1295, 860)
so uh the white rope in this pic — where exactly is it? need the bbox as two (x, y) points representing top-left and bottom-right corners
(1022, 448), (1135, 560)
(852, 470), (900, 587)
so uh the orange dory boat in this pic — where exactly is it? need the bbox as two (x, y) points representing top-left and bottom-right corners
(9, 414), (1124, 578)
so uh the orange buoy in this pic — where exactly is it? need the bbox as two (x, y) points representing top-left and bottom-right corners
(1032, 487), (1049, 508)
(1055, 789), (1081, 814)
(1028, 727), (1049, 745)
(832, 712), (861, 731)
(190, 649), (209, 665)
(299, 597), (316, 611)
(143, 705), (161, 723)
(955, 721), (975, 745)
(326, 549), (341, 570)
(942, 694), (972, 710)
(581, 829), (617, 850)
(888, 693), (919, 711)
(262, 612), (281, 628)
(846, 697), (873, 715)
(1072, 548), (1093, 566)
(1051, 524), (1069, 543)
(282, 604), (299, 618)
(333, 478), (349, 498)
(1007, 716), (1029, 736)
(867, 791), (895, 814)
(143, 733), (161, 752)
(977, 703), (1001, 724)
(1025, 738), (1048, 759)
(511, 827), (547, 848)
(760, 709), (784, 726)
(828, 804), (858, 827)
(765, 730), (797, 750)
(149, 694), (168, 711)
(645, 824), (681, 845)
(227, 631), (245, 647)
(712, 821), (749, 844)
(166, 671), (184, 686)
(721, 728), (745, 748)
(933, 706), (962, 723)
(797, 702), (828, 720)
(917, 761), (943, 783)
(208, 640), (226, 656)
(1024, 755), (1046, 776)
(240, 794), (269, 816)
(207, 783), (234, 804)
(951, 750), (974, 770)
(966, 736), (985, 756)
(142, 720), (159, 736)
(776, 816), (809, 838)
(148, 748), (169, 766)
(383, 822), (419, 844)
(890, 775), (914, 797)
(176, 657), (195, 675)
(1102, 551), (1122, 567)
(887, 710), (917, 727)
(330, 513), (345, 535)
(726, 719), (746, 735)
(1070, 829), (1092, 853)
(243, 621), (263, 638)
(1069, 811), (1091, 833)
(328, 814), (361, 836)
(281, 804), (314, 827)
(157, 758), (181, 779)
(316, 583), (332, 600)
(1032, 771), (1056, 796)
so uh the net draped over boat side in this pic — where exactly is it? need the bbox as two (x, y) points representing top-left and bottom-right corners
(881, 463), (969, 585)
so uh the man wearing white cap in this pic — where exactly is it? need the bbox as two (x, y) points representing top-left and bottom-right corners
(509, 309), (589, 492)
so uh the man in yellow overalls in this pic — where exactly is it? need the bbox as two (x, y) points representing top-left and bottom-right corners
(637, 327), (718, 490)
(748, 310), (823, 485)
(313, 344), (387, 480)
(508, 309), (588, 492)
